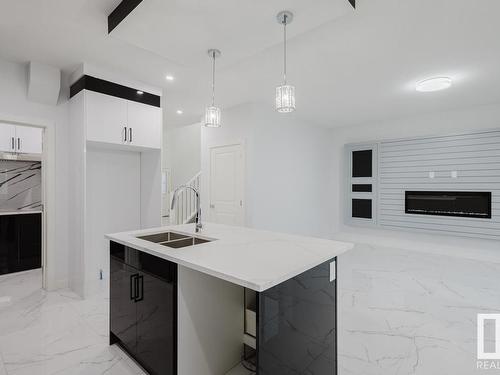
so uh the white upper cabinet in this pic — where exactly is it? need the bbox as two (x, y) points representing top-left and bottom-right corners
(0, 123), (16, 152)
(15, 126), (43, 154)
(0, 123), (42, 154)
(85, 91), (161, 150)
(127, 101), (161, 149)
(86, 91), (128, 146)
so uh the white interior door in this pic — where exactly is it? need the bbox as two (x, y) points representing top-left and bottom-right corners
(209, 144), (244, 225)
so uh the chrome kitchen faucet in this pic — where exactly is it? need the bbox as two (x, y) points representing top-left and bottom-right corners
(171, 185), (202, 233)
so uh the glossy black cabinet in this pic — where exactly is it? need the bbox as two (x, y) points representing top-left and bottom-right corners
(136, 272), (176, 375)
(0, 213), (41, 275)
(257, 258), (337, 375)
(110, 257), (138, 354)
(110, 241), (177, 375)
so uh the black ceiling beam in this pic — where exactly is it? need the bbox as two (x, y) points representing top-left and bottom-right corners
(108, 0), (143, 33)
(348, 0), (356, 8)
(70, 75), (161, 107)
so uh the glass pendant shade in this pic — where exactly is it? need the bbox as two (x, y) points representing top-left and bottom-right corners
(275, 84), (296, 113)
(204, 49), (222, 128)
(275, 11), (295, 113)
(204, 106), (221, 127)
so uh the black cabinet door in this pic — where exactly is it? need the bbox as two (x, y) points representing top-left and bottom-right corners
(135, 271), (176, 375)
(258, 259), (337, 375)
(0, 214), (40, 275)
(110, 256), (138, 354)
(0, 215), (17, 275)
(16, 213), (42, 272)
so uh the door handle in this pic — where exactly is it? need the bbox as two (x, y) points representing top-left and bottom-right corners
(129, 128), (133, 143)
(130, 273), (139, 300)
(135, 275), (144, 302)
(11, 137), (14, 151)
(17, 138), (20, 151)
(123, 127), (127, 142)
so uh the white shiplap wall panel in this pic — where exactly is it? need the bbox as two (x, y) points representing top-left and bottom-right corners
(378, 129), (500, 240)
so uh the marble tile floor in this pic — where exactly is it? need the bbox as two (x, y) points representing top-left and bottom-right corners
(337, 242), (500, 375)
(3, 241), (495, 375)
(0, 269), (253, 375)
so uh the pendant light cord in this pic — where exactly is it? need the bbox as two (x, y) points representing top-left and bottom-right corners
(283, 15), (287, 85)
(211, 51), (216, 106)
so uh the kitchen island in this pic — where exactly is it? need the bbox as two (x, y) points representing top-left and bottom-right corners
(106, 223), (353, 375)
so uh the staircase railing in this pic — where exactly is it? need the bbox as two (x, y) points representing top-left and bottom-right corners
(170, 172), (201, 225)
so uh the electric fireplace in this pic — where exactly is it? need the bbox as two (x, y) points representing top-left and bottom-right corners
(405, 191), (492, 219)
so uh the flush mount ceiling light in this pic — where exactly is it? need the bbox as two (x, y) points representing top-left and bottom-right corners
(275, 11), (296, 113)
(204, 49), (222, 128)
(176, 109), (183, 115)
(165, 75), (174, 81)
(416, 77), (452, 92)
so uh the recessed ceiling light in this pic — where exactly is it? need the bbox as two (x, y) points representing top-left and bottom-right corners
(416, 77), (452, 92)
(166, 75), (175, 81)
(136, 90), (144, 95)
(176, 110), (183, 115)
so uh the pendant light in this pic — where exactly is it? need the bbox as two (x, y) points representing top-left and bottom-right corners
(275, 11), (295, 113)
(205, 49), (222, 127)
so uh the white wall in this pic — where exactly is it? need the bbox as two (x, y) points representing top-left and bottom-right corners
(86, 148), (141, 291)
(167, 122), (201, 188)
(330, 103), (500, 253)
(201, 102), (334, 238)
(0, 58), (69, 289)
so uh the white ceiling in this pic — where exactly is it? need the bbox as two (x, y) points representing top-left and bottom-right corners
(112, 0), (353, 68)
(1, 0), (500, 128)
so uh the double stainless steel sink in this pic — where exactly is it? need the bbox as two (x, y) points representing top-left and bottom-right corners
(137, 231), (212, 249)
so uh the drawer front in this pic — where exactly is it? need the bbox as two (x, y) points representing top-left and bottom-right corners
(110, 241), (177, 283)
(138, 251), (177, 283)
(110, 241), (139, 268)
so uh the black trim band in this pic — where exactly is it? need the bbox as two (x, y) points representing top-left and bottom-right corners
(70, 75), (161, 107)
(108, 0), (143, 33)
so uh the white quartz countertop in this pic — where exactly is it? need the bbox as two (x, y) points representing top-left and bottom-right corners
(106, 223), (354, 292)
(0, 210), (42, 216)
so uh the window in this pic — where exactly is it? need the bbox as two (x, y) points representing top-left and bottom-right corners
(352, 199), (372, 219)
(346, 144), (377, 225)
(352, 150), (372, 177)
(352, 184), (372, 192)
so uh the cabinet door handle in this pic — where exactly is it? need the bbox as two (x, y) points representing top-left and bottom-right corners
(11, 137), (15, 151)
(130, 273), (139, 300)
(129, 128), (133, 143)
(135, 275), (144, 302)
(123, 127), (127, 142)
(17, 138), (20, 151)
